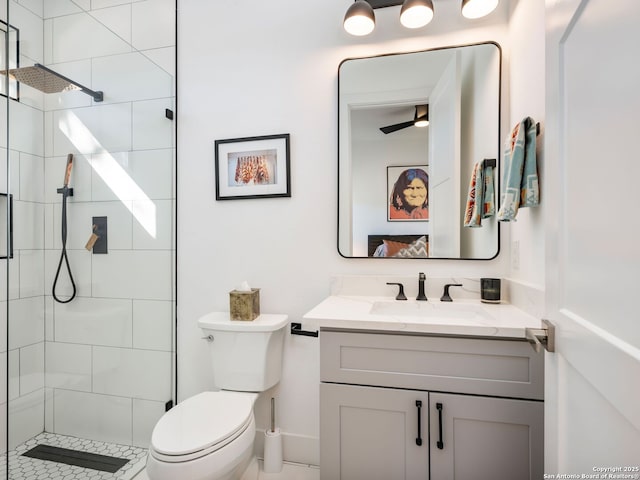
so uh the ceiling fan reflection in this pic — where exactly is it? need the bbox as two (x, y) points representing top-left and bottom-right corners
(380, 104), (429, 134)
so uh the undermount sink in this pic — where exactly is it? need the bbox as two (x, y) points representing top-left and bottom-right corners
(369, 301), (494, 321)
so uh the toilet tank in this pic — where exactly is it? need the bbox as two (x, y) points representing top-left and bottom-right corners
(198, 312), (288, 392)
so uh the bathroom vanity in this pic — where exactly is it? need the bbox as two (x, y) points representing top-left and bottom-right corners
(305, 296), (544, 480)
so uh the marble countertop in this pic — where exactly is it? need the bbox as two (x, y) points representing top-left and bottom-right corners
(303, 295), (542, 339)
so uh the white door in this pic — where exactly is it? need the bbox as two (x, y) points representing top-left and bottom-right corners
(429, 52), (461, 257)
(545, 0), (640, 471)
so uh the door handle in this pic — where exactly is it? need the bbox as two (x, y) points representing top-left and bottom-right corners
(415, 400), (423, 446)
(436, 402), (444, 449)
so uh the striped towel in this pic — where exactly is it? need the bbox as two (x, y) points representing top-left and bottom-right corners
(464, 159), (496, 228)
(497, 117), (539, 221)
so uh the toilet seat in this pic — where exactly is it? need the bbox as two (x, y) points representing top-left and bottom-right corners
(150, 391), (256, 463)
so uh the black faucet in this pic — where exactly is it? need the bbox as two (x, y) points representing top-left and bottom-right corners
(440, 283), (463, 302)
(387, 282), (407, 301)
(416, 272), (427, 301)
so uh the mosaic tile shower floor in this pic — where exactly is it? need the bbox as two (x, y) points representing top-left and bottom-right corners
(1, 433), (147, 479)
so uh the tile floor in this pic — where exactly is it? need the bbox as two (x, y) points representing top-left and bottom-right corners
(1, 433), (148, 479)
(133, 459), (320, 480)
(1, 433), (319, 480)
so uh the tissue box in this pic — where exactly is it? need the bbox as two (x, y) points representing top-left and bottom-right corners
(229, 288), (260, 321)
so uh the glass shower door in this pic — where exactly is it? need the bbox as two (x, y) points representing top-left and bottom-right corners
(2, 1), (176, 478)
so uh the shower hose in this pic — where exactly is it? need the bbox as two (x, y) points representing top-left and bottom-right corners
(52, 154), (77, 304)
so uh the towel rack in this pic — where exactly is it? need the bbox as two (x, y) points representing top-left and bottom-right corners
(484, 122), (540, 169)
(290, 322), (318, 337)
(484, 158), (496, 168)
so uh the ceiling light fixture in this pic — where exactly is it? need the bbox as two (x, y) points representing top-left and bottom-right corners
(343, 0), (376, 36)
(344, 0), (499, 36)
(461, 0), (499, 19)
(400, 0), (434, 29)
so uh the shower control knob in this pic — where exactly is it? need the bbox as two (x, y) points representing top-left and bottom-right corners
(201, 335), (214, 342)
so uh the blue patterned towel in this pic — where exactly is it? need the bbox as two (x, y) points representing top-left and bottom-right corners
(464, 159), (495, 227)
(497, 117), (539, 221)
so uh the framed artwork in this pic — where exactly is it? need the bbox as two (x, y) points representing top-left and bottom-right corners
(387, 165), (429, 221)
(215, 133), (290, 200)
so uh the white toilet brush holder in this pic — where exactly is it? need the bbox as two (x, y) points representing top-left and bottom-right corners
(263, 397), (283, 473)
(263, 428), (283, 473)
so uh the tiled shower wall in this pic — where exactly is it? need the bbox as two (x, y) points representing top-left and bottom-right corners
(1, 0), (176, 452)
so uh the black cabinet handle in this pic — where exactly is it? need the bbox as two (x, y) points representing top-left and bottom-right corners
(415, 400), (423, 446)
(436, 402), (444, 449)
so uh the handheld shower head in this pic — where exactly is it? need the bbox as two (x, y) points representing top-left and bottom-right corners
(53, 153), (77, 304)
(63, 154), (74, 188)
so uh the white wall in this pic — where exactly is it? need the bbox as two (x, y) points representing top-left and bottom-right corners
(459, 44), (500, 258)
(178, 0), (516, 464)
(505, 0), (545, 296)
(351, 133), (429, 256)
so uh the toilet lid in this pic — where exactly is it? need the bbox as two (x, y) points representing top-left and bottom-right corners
(151, 391), (254, 456)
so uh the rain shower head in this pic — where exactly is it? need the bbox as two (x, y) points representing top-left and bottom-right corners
(2, 63), (103, 102)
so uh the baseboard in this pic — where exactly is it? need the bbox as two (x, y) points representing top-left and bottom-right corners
(254, 429), (319, 467)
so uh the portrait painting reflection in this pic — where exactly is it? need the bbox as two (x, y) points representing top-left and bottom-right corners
(388, 168), (429, 221)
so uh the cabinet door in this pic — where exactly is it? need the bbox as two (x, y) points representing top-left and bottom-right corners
(430, 393), (543, 480)
(320, 383), (429, 480)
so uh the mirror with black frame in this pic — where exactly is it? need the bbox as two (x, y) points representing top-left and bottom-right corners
(338, 42), (501, 259)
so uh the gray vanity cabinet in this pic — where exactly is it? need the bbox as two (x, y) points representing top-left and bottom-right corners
(319, 329), (544, 480)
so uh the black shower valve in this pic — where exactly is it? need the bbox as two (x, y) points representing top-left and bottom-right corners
(92, 216), (108, 254)
(56, 186), (73, 197)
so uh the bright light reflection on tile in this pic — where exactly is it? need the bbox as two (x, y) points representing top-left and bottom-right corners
(58, 111), (157, 238)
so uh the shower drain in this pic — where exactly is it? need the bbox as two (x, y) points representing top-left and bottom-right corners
(3, 432), (148, 480)
(23, 444), (129, 473)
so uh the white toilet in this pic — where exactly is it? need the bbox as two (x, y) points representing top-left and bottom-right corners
(146, 312), (288, 480)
